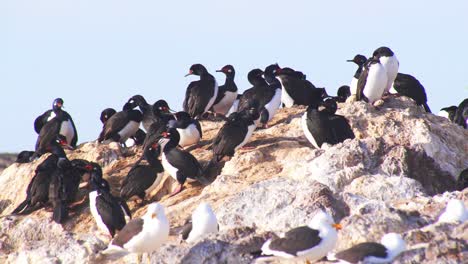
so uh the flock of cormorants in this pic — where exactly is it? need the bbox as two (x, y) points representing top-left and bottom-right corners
(9, 45), (468, 262)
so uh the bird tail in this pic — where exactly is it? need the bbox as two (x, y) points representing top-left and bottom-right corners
(423, 103), (432, 113)
(11, 199), (30, 215)
(52, 200), (68, 224)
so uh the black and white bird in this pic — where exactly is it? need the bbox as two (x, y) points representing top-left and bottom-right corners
(226, 93), (242, 116)
(168, 111), (202, 148)
(141, 100), (175, 152)
(120, 143), (164, 204)
(89, 163), (131, 237)
(391, 73), (431, 112)
(180, 202), (219, 243)
(334, 85), (351, 103)
(438, 106), (458, 122)
(259, 64), (283, 127)
(211, 102), (259, 162)
(48, 158), (91, 223)
(34, 98), (78, 147)
(356, 57), (388, 104)
(372, 46), (399, 94)
(11, 142), (67, 215)
(302, 98), (354, 149)
(437, 199), (467, 223)
(453, 98), (468, 128)
(260, 210), (341, 262)
(126, 95), (156, 132)
(347, 54), (367, 95)
(158, 128), (210, 196)
(327, 233), (406, 264)
(237, 69), (269, 112)
(212, 65), (238, 116)
(100, 107), (146, 146)
(183, 64), (218, 119)
(104, 203), (169, 254)
(34, 111), (76, 157)
(275, 66), (326, 107)
(98, 103), (143, 145)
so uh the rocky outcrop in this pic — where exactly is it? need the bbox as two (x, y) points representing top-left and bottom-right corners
(0, 97), (467, 263)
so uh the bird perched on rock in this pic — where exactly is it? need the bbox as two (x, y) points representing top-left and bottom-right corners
(89, 163), (131, 237)
(183, 64), (218, 119)
(104, 203), (169, 254)
(126, 95), (157, 132)
(140, 100), (175, 154)
(158, 128), (210, 196)
(35, 112), (76, 158)
(120, 143), (164, 204)
(34, 98), (78, 147)
(259, 210), (341, 262)
(98, 103), (143, 145)
(302, 98), (354, 149)
(391, 73), (431, 113)
(372, 46), (399, 95)
(275, 66), (326, 107)
(100, 107), (146, 146)
(438, 106), (458, 122)
(453, 98), (468, 128)
(347, 54), (367, 95)
(327, 233), (406, 264)
(334, 85), (351, 103)
(168, 111), (202, 148)
(180, 202), (219, 243)
(211, 101), (260, 163)
(437, 199), (467, 224)
(356, 57), (388, 105)
(212, 65), (238, 116)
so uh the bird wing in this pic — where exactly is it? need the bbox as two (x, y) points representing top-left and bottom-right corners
(185, 79), (215, 118)
(35, 119), (61, 152)
(120, 166), (159, 200)
(180, 220), (193, 240)
(96, 192), (127, 234)
(165, 149), (203, 179)
(34, 110), (52, 134)
(356, 66), (369, 102)
(268, 226), (322, 256)
(212, 120), (247, 160)
(328, 115), (355, 144)
(334, 242), (388, 263)
(112, 218), (144, 247)
(99, 111), (129, 141)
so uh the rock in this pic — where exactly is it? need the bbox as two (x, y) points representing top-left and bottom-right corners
(0, 97), (467, 263)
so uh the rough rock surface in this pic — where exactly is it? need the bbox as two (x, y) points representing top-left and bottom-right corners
(0, 97), (467, 263)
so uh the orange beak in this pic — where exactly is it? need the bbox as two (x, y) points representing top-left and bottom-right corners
(332, 223), (342, 230)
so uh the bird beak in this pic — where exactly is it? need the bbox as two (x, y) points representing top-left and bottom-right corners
(184, 70), (193, 77)
(215, 69), (223, 72)
(346, 59), (354, 62)
(168, 108), (177, 113)
(151, 212), (158, 219)
(332, 223), (342, 230)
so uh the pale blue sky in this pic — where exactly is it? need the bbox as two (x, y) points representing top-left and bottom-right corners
(1, 1), (467, 152)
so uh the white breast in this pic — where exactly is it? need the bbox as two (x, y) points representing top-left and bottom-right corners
(277, 77), (294, 107)
(204, 81), (219, 113)
(177, 124), (201, 147)
(264, 88), (282, 122)
(302, 112), (320, 149)
(213, 91), (238, 115)
(47, 112), (56, 121)
(235, 123), (256, 151)
(161, 153), (179, 181)
(379, 55), (399, 93)
(363, 63), (388, 104)
(60, 120), (75, 145)
(226, 99), (239, 116)
(350, 77), (358, 95)
(118, 121), (140, 143)
(89, 191), (110, 234)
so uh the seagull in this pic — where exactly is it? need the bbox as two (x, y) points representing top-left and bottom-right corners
(437, 199), (468, 224)
(259, 210), (341, 263)
(327, 233), (406, 263)
(180, 202), (219, 243)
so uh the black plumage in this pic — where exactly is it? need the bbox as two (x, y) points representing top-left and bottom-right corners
(237, 69), (270, 112)
(158, 128), (209, 196)
(392, 73), (431, 113)
(100, 107), (146, 146)
(333, 242), (388, 263)
(34, 98), (78, 147)
(211, 103), (260, 162)
(439, 106), (458, 122)
(90, 163), (131, 237)
(140, 100), (175, 157)
(454, 98), (468, 128)
(334, 85), (351, 103)
(98, 103), (143, 144)
(168, 111), (202, 148)
(120, 143), (164, 202)
(212, 65), (238, 115)
(268, 226), (322, 256)
(303, 98), (354, 149)
(347, 54), (367, 80)
(15, 151), (35, 163)
(126, 95), (156, 132)
(35, 112), (75, 157)
(100, 108), (117, 124)
(183, 64), (218, 119)
(275, 67), (327, 107)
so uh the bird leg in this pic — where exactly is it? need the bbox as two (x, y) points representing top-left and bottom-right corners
(169, 183), (184, 197)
